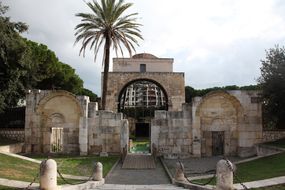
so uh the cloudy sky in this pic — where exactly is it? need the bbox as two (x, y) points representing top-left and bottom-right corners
(3, 0), (285, 95)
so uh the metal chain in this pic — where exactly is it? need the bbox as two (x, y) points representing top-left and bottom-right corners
(24, 172), (39, 190)
(224, 157), (249, 190)
(56, 162), (96, 185)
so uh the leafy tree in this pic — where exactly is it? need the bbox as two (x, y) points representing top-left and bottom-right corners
(80, 88), (98, 102)
(0, 3), (98, 111)
(0, 2), (28, 111)
(185, 85), (260, 103)
(74, 0), (143, 110)
(258, 46), (285, 129)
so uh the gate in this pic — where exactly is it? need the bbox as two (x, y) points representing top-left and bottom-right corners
(212, 131), (224, 156)
(50, 127), (63, 153)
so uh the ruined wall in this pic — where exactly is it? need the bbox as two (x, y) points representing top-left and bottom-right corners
(192, 90), (262, 157)
(88, 111), (128, 155)
(151, 104), (192, 159)
(0, 128), (24, 142)
(105, 72), (185, 112)
(24, 90), (88, 154)
(263, 130), (285, 142)
(228, 91), (263, 157)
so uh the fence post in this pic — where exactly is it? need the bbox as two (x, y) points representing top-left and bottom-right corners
(40, 159), (57, 190)
(216, 159), (234, 190)
(93, 162), (103, 181)
(174, 162), (186, 182)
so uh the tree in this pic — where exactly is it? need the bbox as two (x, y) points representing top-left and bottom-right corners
(0, 2), (28, 112)
(74, 0), (143, 110)
(258, 45), (285, 129)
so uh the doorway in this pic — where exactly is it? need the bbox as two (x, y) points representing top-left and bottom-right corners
(130, 122), (150, 154)
(212, 131), (224, 156)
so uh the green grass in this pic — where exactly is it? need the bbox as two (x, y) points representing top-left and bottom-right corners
(0, 153), (118, 185)
(0, 185), (21, 190)
(192, 152), (285, 185)
(130, 140), (150, 153)
(265, 138), (285, 148)
(0, 153), (39, 182)
(27, 154), (118, 177)
(252, 184), (285, 190)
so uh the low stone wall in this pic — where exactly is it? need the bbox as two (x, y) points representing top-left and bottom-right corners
(263, 130), (285, 142)
(0, 143), (24, 153)
(0, 128), (24, 142)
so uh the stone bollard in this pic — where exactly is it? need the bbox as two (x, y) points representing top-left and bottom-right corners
(216, 159), (234, 190)
(40, 159), (57, 190)
(174, 162), (186, 182)
(93, 162), (103, 181)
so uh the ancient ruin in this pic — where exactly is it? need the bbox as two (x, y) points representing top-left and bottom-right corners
(24, 53), (263, 158)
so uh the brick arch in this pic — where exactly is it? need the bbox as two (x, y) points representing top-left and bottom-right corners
(117, 78), (169, 111)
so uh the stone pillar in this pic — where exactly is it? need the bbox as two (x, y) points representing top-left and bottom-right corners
(78, 96), (90, 156)
(216, 159), (234, 190)
(93, 162), (103, 181)
(40, 159), (57, 190)
(174, 162), (186, 182)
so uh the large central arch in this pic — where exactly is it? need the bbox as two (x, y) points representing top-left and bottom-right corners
(118, 78), (169, 114)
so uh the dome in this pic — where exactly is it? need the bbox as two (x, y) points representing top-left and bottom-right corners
(132, 53), (157, 59)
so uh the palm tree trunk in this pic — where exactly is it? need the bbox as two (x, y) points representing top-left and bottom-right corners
(101, 35), (111, 110)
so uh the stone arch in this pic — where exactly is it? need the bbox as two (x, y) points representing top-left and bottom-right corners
(36, 90), (83, 153)
(193, 90), (244, 156)
(36, 90), (83, 116)
(196, 90), (243, 117)
(106, 72), (185, 112)
(117, 78), (169, 112)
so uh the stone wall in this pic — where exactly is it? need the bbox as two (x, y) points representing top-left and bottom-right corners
(263, 130), (285, 142)
(151, 104), (192, 158)
(192, 90), (263, 157)
(88, 111), (128, 155)
(24, 90), (88, 154)
(0, 128), (24, 142)
(151, 90), (262, 158)
(105, 72), (185, 112)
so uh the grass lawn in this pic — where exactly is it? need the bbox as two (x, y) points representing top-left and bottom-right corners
(130, 140), (150, 153)
(0, 185), (20, 190)
(265, 138), (285, 148)
(46, 155), (119, 177)
(252, 184), (285, 190)
(0, 153), (118, 185)
(192, 152), (285, 185)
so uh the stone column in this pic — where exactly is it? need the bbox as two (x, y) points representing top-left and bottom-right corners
(216, 159), (234, 190)
(78, 96), (90, 156)
(40, 159), (57, 190)
(93, 162), (103, 181)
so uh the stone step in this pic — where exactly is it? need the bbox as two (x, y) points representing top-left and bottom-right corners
(94, 184), (185, 190)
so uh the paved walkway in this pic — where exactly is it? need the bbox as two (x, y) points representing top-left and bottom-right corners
(234, 176), (285, 190)
(122, 154), (156, 169)
(106, 159), (170, 185)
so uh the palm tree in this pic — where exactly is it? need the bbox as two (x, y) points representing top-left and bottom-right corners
(74, 0), (143, 110)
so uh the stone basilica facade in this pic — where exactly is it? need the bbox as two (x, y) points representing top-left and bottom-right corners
(24, 53), (263, 158)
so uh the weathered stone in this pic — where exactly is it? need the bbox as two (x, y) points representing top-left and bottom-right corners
(40, 159), (57, 190)
(216, 159), (234, 190)
(93, 162), (103, 181)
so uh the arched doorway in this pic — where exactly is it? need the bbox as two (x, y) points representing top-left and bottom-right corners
(118, 79), (168, 154)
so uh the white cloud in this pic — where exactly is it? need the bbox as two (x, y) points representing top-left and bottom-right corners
(3, 0), (285, 94)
